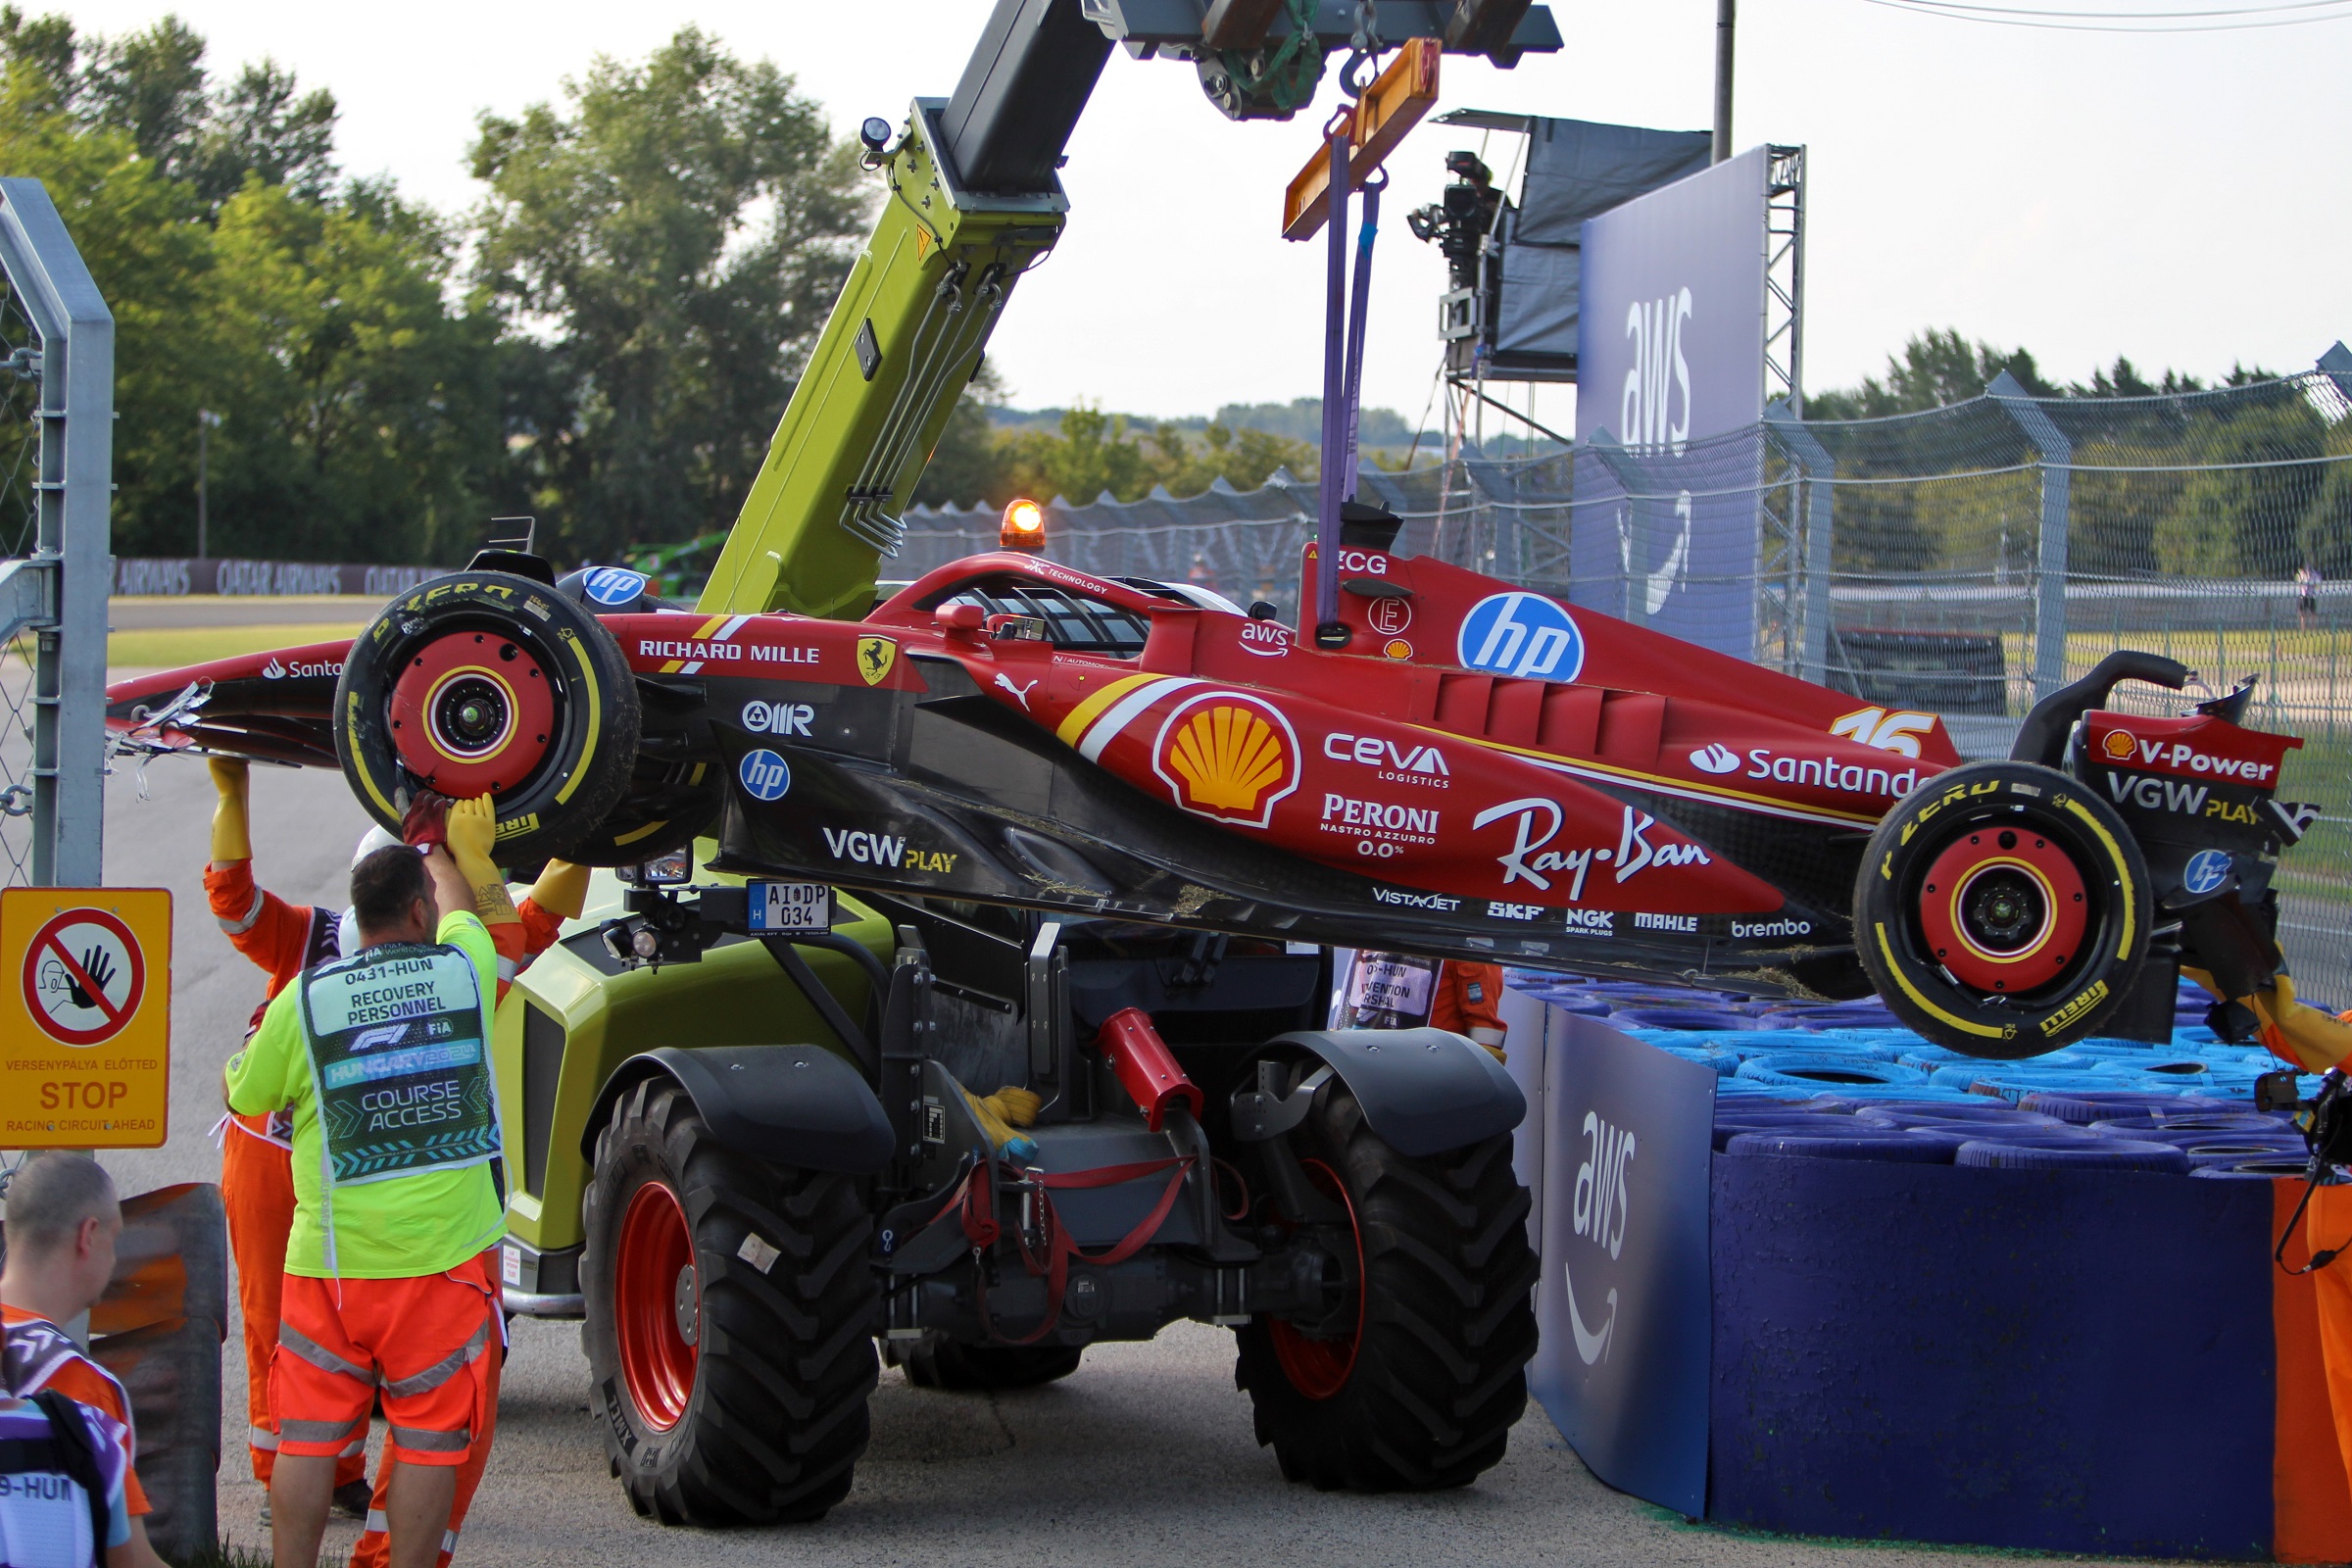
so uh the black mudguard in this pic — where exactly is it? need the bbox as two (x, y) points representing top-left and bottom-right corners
(1263, 1028), (1525, 1156)
(581, 1045), (893, 1175)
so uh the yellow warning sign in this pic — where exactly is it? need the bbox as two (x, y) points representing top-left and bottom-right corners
(2, 887), (172, 1149)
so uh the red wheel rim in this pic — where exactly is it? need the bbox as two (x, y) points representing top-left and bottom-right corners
(1269, 1157), (1364, 1400)
(614, 1182), (697, 1431)
(1918, 826), (2088, 995)
(386, 629), (555, 798)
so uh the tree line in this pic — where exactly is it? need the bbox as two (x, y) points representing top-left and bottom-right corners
(0, 14), (1337, 569)
(1805, 328), (2352, 582)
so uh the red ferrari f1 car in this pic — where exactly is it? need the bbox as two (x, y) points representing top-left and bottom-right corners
(108, 514), (2316, 1058)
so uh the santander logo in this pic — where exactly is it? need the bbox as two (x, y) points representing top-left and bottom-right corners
(1688, 744), (1740, 776)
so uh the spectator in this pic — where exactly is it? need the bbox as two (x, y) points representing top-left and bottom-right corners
(0, 1153), (168, 1568)
(225, 837), (507, 1568)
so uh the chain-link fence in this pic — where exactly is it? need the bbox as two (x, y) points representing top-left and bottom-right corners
(899, 355), (2352, 1002)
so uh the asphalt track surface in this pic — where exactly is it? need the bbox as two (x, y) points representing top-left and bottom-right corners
(88, 748), (2151, 1568)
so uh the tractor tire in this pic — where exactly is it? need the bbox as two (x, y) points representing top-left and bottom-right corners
(1234, 1078), (1537, 1492)
(582, 1077), (877, 1525)
(891, 1339), (1083, 1392)
(336, 569), (639, 867)
(1856, 760), (2152, 1058)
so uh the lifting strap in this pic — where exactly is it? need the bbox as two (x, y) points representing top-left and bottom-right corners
(931, 1155), (1197, 1347)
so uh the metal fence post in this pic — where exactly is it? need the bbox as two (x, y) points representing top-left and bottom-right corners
(1987, 369), (2070, 703)
(0, 178), (113, 887)
(1765, 400), (1834, 684)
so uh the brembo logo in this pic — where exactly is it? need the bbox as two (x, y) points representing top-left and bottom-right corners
(1470, 800), (1711, 899)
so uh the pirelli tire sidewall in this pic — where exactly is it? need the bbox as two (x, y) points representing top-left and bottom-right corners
(335, 571), (640, 866)
(1856, 760), (2152, 1058)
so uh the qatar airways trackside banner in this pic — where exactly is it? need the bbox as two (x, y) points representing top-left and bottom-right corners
(1571, 147), (1768, 659)
(1528, 1009), (1715, 1516)
(114, 557), (442, 597)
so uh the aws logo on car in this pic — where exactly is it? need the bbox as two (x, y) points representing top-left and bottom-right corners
(1152, 691), (1299, 829)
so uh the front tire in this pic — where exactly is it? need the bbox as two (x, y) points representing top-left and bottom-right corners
(582, 1078), (877, 1525)
(1856, 760), (2152, 1057)
(1234, 1078), (1537, 1491)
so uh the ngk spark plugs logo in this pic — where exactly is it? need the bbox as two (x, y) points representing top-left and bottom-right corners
(1471, 800), (1711, 900)
(1151, 691), (1299, 829)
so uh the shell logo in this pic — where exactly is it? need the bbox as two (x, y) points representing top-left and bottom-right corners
(1152, 691), (1300, 829)
(2100, 729), (2136, 760)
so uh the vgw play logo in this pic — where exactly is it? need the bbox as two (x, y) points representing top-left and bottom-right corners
(1562, 1108), (1637, 1366)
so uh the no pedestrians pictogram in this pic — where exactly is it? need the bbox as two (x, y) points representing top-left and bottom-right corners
(22, 906), (146, 1046)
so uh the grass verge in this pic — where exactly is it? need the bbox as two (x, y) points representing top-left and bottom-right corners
(105, 622), (364, 670)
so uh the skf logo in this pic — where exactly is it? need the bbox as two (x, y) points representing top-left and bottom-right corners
(856, 636), (897, 686)
(1620, 287), (1691, 455)
(1830, 706), (1937, 759)
(1152, 692), (1299, 829)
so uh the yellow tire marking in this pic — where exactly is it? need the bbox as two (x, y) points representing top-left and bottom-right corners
(553, 631), (602, 807)
(2057, 794), (2137, 958)
(1875, 921), (2008, 1040)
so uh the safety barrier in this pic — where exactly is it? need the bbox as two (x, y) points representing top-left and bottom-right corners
(1507, 968), (2351, 1560)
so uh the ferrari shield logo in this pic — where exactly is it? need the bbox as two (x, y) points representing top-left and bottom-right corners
(857, 636), (898, 686)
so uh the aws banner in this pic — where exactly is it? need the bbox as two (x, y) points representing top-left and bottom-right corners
(1571, 147), (1768, 658)
(1528, 1010), (1716, 1516)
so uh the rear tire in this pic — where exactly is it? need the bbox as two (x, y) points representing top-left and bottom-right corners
(582, 1077), (877, 1525)
(1234, 1079), (1537, 1491)
(1856, 760), (2151, 1058)
(890, 1339), (1083, 1391)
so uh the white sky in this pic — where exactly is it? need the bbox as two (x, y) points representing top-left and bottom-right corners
(47, 0), (2352, 431)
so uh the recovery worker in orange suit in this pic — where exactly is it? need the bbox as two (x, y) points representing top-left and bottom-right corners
(205, 759), (586, 1563)
(1340, 950), (1509, 1059)
(2188, 957), (2352, 1499)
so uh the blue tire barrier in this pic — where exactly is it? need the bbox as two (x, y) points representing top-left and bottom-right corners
(1797, 1083), (1982, 1104)
(1723, 1129), (1957, 1164)
(1930, 1068), (2120, 1102)
(1657, 1047), (1740, 1077)
(1858, 1107), (2067, 1132)
(1736, 1054), (1930, 1091)
(1715, 1084), (1811, 1102)
(1712, 1113), (1854, 1152)
(1853, 1099), (2057, 1123)
(1954, 1137), (2192, 1173)
(2190, 1157), (2319, 1179)
(1690, 1030), (1831, 1056)
(1893, 1118), (2087, 1145)
(2181, 1140), (2310, 1170)
(2086, 1113), (2285, 1141)
(2090, 1055), (2219, 1078)
(1545, 996), (1616, 1017)
(2014, 1090), (2230, 1124)
(1611, 1006), (1754, 1030)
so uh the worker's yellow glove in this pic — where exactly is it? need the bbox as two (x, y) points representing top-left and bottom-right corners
(208, 756), (251, 863)
(962, 1085), (1041, 1160)
(447, 795), (518, 927)
(528, 859), (591, 922)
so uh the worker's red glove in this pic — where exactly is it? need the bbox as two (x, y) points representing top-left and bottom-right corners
(402, 790), (455, 851)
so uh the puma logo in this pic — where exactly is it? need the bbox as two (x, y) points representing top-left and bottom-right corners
(994, 673), (1039, 710)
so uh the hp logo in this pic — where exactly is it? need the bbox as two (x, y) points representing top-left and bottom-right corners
(1457, 593), (1586, 683)
(739, 749), (792, 802)
(583, 566), (648, 606)
(2180, 848), (2231, 898)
